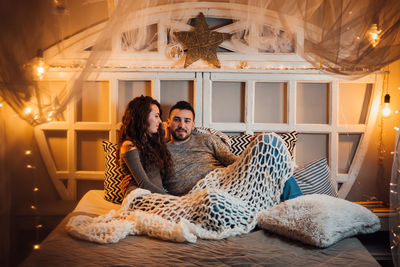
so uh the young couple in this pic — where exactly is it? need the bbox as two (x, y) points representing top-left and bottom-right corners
(119, 95), (302, 206)
(68, 95), (303, 242)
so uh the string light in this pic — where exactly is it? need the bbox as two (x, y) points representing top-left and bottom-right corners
(25, 146), (42, 252)
(394, 126), (399, 131)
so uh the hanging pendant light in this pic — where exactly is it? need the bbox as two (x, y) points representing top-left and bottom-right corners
(382, 93), (391, 117)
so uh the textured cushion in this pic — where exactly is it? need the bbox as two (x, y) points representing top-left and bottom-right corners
(102, 141), (124, 204)
(294, 158), (337, 197)
(257, 194), (381, 248)
(229, 132), (297, 158)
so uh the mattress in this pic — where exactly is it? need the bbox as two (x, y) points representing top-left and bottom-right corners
(21, 190), (380, 266)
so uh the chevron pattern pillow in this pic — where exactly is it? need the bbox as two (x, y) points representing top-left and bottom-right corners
(229, 132), (297, 158)
(293, 158), (338, 197)
(102, 141), (124, 204)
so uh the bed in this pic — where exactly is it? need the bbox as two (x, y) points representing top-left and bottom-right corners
(21, 190), (380, 266)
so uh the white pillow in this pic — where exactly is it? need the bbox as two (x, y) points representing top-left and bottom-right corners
(257, 194), (381, 248)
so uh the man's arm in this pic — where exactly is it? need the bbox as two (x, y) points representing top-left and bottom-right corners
(208, 134), (238, 166)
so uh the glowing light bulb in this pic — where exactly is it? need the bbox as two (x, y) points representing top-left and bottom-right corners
(31, 205), (37, 210)
(394, 126), (399, 131)
(25, 107), (32, 114)
(33, 49), (47, 80)
(36, 64), (45, 77)
(33, 244), (40, 250)
(0, 103), (3, 107)
(36, 224), (43, 229)
(33, 187), (39, 192)
(25, 150), (32, 155)
(382, 94), (391, 117)
(382, 103), (391, 117)
(368, 24), (381, 47)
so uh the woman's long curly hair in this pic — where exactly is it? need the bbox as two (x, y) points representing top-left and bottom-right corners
(118, 96), (173, 178)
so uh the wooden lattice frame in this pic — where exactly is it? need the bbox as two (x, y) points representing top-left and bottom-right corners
(35, 3), (384, 200)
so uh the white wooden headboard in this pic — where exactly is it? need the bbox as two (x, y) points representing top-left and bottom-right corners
(34, 3), (384, 200)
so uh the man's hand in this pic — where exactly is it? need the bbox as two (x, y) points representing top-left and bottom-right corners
(121, 174), (132, 195)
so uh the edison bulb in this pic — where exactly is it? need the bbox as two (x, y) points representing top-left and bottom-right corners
(382, 103), (391, 117)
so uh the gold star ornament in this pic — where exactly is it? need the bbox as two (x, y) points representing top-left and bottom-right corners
(174, 12), (232, 68)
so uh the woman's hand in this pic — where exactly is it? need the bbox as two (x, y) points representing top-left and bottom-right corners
(121, 174), (133, 194)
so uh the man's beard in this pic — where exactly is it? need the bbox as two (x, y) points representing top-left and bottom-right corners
(171, 128), (191, 141)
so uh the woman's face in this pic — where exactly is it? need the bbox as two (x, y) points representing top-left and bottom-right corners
(148, 104), (162, 134)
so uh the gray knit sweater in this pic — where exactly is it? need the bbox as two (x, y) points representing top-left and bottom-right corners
(165, 132), (237, 195)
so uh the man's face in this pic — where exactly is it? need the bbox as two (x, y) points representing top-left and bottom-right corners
(167, 109), (195, 143)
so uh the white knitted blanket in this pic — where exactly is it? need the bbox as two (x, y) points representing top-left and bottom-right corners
(67, 133), (294, 243)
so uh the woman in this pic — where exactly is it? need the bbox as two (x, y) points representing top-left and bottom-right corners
(118, 95), (173, 196)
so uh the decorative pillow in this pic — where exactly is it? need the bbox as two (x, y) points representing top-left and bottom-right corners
(194, 127), (231, 147)
(257, 194), (381, 248)
(229, 131), (297, 158)
(102, 141), (124, 204)
(294, 158), (338, 197)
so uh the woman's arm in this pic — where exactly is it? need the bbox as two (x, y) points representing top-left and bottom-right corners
(121, 141), (166, 194)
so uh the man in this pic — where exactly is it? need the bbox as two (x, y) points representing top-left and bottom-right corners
(165, 101), (302, 200)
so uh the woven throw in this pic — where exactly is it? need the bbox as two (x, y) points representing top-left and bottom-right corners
(67, 133), (294, 243)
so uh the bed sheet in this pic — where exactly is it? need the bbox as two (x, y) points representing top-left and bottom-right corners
(21, 190), (380, 267)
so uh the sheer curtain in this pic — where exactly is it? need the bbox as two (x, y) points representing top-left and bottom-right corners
(1, 0), (400, 126)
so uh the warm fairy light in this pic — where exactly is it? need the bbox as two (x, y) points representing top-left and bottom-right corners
(36, 224), (43, 229)
(0, 103), (3, 107)
(25, 150), (32, 155)
(394, 126), (399, 131)
(25, 107), (33, 114)
(33, 244), (40, 250)
(26, 164), (35, 169)
(33, 187), (39, 192)
(31, 205), (37, 210)
(368, 24), (382, 47)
